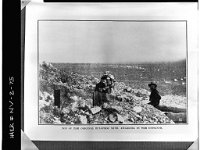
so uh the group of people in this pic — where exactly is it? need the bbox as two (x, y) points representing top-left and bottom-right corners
(93, 71), (115, 106)
(93, 72), (161, 108)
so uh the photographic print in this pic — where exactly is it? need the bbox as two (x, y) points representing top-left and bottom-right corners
(38, 20), (187, 125)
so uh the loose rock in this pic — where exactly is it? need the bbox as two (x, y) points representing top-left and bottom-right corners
(78, 115), (88, 124)
(117, 114), (125, 123)
(108, 113), (118, 123)
(133, 106), (143, 113)
(90, 106), (101, 114)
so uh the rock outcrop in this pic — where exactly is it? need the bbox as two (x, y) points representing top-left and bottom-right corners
(38, 62), (186, 124)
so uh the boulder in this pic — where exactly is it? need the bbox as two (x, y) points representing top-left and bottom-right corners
(108, 113), (118, 123)
(71, 101), (79, 112)
(103, 103), (109, 109)
(39, 100), (51, 109)
(78, 99), (86, 108)
(116, 94), (131, 102)
(124, 87), (132, 93)
(132, 89), (150, 97)
(40, 91), (54, 102)
(90, 106), (101, 114)
(116, 114), (125, 123)
(133, 106), (143, 113)
(116, 95), (123, 101)
(78, 115), (88, 124)
(85, 99), (93, 109)
(61, 107), (70, 114)
(54, 117), (62, 124)
(71, 95), (79, 102)
(111, 106), (123, 112)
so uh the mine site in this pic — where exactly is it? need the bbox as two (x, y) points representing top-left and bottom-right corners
(39, 61), (187, 125)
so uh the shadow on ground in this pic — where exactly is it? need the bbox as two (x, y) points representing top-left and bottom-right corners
(156, 105), (186, 123)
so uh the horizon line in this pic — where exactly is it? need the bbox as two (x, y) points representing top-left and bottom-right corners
(40, 59), (186, 65)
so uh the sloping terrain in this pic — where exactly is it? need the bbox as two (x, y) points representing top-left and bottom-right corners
(39, 62), (186, 124)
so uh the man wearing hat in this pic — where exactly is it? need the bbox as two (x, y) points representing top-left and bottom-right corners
(148, 82), (161, 107)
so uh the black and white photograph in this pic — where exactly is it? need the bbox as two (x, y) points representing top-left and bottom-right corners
(38, 20), (187, 125)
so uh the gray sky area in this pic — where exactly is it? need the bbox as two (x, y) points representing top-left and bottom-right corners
(39, 21), (186, 63)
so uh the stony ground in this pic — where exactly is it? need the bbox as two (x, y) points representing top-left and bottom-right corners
(39, 62), (186, 124)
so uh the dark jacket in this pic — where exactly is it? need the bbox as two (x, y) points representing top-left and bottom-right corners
(149, 89), (161, 107)
(95, 82), (109, 93)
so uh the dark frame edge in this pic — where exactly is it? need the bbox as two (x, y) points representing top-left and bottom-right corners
(21, 7), (25, 132)
(33, 141), (194, 150)
(2, 0), (21, 149)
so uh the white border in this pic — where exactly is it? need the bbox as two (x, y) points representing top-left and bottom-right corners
(24, 2), (198, 141)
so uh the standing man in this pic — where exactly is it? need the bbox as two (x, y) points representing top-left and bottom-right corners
(148, 82), (161, 107)
(93, 76), (109, 107)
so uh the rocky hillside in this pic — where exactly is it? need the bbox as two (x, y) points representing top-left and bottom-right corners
(39, 62), (186, 125)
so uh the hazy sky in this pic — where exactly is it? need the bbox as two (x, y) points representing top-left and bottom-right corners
(39, 21), (186, 63)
